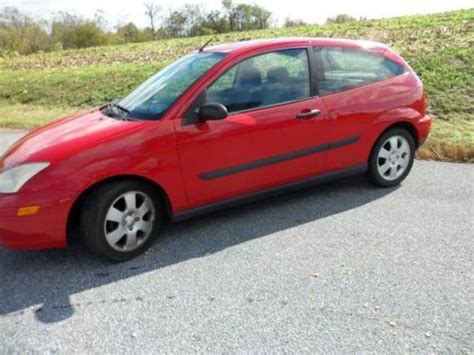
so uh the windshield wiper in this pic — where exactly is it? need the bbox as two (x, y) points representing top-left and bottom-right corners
(109, 101), (129, 113)
(104, 101), (132, 121)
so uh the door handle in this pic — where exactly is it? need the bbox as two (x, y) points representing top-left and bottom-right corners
(296, 109), (321, 120)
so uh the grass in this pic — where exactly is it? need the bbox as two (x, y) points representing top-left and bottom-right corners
(0, 9), (472, 162)
(417, 120), (473, 162)
(0, 101), (76, 129)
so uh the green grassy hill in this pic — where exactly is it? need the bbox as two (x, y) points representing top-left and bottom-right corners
(0, 9), (472, 161)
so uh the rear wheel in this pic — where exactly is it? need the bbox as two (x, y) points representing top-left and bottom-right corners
(367, 128), (415, 187)
(80, 180), (163, 261)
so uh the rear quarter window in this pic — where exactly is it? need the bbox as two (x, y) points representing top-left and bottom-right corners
(314, 47), (406, 96)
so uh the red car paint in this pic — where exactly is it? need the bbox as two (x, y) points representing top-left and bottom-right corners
(0, 38), (432, 249)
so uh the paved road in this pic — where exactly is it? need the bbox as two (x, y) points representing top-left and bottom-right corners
(0, 131), (473, 353)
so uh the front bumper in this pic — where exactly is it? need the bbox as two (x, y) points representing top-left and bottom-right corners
(0, 190), (76, 249)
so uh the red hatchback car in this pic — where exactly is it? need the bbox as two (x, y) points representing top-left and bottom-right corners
(0, 38), (432, 260)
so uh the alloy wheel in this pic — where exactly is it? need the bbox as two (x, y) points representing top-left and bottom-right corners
(103, 191), (155, 252)
(376, 135), (411, 181)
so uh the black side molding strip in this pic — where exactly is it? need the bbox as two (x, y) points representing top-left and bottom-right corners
(173, 163), (367, 222)
(199, 136), (360, 180)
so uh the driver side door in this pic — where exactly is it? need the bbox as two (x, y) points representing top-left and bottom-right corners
(175, 48), (331, 208)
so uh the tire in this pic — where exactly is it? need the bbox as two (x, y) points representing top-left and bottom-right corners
(80, 180), (163, 261)
(367, 128), (415, 187)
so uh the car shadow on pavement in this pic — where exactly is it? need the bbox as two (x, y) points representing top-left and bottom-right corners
(0, 175), (397, 323)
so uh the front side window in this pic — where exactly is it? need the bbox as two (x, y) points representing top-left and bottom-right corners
(117, 52), (226, 119)
(315, 47), (405, 95)
(206, 48), (311, 113)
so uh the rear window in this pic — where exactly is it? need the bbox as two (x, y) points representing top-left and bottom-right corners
(314, 47), (406, 95)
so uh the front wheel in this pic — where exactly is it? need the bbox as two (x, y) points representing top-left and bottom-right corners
(80, 180), (163, 261)
(367, 128), (415, 187)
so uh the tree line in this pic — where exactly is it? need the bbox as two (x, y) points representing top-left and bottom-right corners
(0, 1), (359, 55)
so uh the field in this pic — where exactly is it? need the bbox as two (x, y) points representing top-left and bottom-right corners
(0, 9), (472, 162)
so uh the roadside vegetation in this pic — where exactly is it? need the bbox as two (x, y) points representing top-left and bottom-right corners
(0, 9), (472, 162)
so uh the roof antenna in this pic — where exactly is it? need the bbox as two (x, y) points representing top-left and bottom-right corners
(199, 37), (214, 52)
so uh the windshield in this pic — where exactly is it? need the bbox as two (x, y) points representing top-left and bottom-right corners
(114, 52), (226, 120)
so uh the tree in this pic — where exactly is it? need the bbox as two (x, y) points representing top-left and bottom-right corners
(51, 11), (107, 49)
(0, 7), (50, 54)
(251, 4), (271, 30)
(221, 0), (271, 32)
(51, 11), (82, 49)
(144, 2), (161, 39)
(117, 22), (141, 43)
(73, 22), (107, 48)
(284, 18), (307, 27)
(203, 10), (229, 34)
(326, 14), (357, 24)
(182, 3), (206, 37)
(222, 0), (235, 31)
(162, 9), (187, 38)
(0, 2), (278, 54)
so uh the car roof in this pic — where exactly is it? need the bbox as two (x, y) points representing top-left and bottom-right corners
(205, 37), (389, 54)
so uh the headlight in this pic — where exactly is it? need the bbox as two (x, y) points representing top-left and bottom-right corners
(0, 163), (50, 193)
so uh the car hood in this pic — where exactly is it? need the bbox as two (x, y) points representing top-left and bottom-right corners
(1, 109), (150, 170)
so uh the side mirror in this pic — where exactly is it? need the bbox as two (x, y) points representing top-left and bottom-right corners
(197, 102), (228, 122)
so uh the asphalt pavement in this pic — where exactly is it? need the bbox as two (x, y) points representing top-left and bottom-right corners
(0, 130), (473, 353)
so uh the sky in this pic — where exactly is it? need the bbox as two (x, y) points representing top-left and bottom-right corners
(2, 0), (473, 28)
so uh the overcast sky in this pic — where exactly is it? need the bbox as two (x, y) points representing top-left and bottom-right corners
(2, 0), (473, 28)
